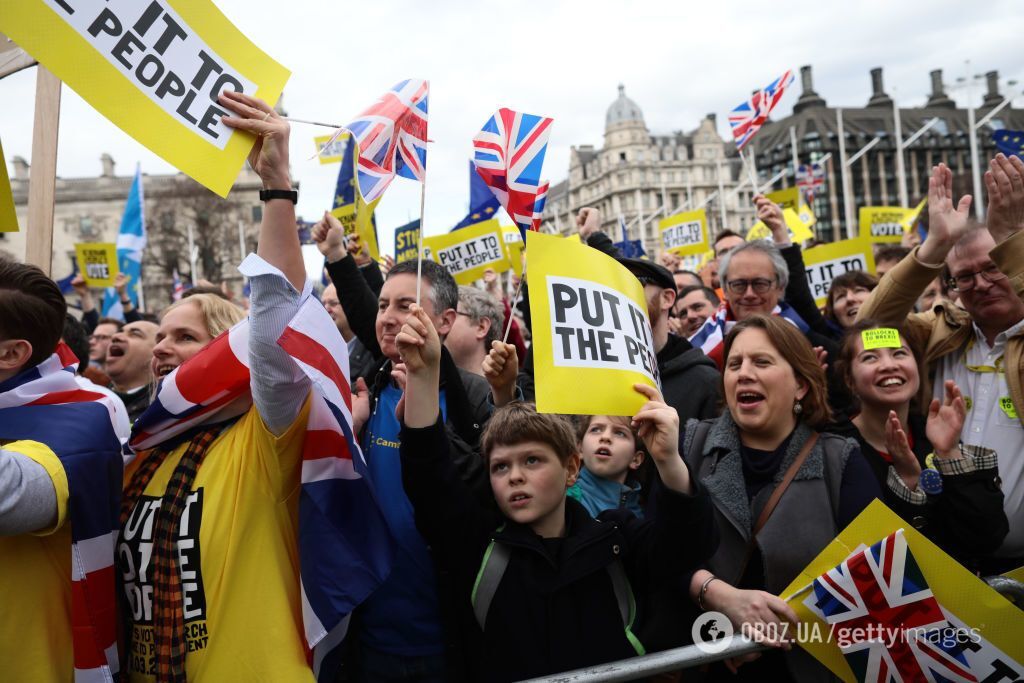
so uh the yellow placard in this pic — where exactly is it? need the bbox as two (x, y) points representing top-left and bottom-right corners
(566, 234), (581, 244)
(75, 242), (119, 287)
(314, 133), (348, 164)
(802, 237), (876, 306)
(860, 327), (900, 350)
(0, 139), (18, 233)
(748, 206), (816, 243)
(502, 226), (524, 276)
(1004, 565), (1024, 583)
(659, 208), (708, 257)
(331, 196), (381, 262)
(765, 187), (801, 212)
(0, 1), (290, 198)
(859, 200), (925, 243)
(781, 500), (1024, 682)
(421, 219), (509, 285)
(527, 231), (660, 416)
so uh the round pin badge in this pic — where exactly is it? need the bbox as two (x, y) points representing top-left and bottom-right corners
(920, 468), (943, 495)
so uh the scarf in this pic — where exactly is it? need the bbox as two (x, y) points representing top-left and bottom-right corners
(0, 343), (125, 682)
(687, 300), (810, 369)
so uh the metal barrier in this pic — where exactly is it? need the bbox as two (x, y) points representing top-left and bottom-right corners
(519, 636), (769, 683)
(520, 577), (1024, 683)
(985, 575), (1024, 608)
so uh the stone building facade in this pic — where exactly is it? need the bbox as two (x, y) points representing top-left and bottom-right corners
(4, 154), (266, 311)
(543, 85), (756, 256)
(753, 66), (1024, 241)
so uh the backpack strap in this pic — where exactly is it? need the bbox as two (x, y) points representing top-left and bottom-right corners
(471, 539), (510, 630)
(471, 539), (646, 656)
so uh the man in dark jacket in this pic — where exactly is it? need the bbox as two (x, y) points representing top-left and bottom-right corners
(312, 213), (492, 681)
(615, 256), (722, 422)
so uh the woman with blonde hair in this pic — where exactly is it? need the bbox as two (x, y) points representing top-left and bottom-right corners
(683, 315), (879, 681)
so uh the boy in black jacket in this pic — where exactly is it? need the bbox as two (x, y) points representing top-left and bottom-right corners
(396, 306), (718, 682)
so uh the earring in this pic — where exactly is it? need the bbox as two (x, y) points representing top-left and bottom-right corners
(793, 400), (803, 415)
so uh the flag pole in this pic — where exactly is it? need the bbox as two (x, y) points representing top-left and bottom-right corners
(502, 266), (525, 343)
(415, 178), (426, 307)
(739, 148), (759, 194)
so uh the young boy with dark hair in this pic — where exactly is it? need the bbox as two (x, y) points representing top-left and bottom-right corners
(568, 415), (646, 518)
(395, 306), (717, 682)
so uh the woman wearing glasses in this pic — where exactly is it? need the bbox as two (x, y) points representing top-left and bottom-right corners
(855, 157), (1024, 575)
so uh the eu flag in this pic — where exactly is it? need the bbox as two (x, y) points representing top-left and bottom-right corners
(992, 129), (1024, 158)
(451, 161), (501, 230)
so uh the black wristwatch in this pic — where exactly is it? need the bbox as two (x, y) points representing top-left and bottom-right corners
(259, 189), (298, 204)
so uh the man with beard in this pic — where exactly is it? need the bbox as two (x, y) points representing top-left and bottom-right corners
(105, 320), (158, 422)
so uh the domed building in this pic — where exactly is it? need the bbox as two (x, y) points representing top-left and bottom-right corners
(544, 85), (756, 256)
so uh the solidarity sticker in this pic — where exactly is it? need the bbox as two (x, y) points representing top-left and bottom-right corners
(861, 328), (901, 351)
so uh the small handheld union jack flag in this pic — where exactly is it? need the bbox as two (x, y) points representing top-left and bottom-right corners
(334, 79), (429, 203)
(473, 108), (554, 238)
(729, 71), (794, 151)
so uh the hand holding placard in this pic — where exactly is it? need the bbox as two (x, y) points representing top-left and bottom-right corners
(631, 383), (691, 495)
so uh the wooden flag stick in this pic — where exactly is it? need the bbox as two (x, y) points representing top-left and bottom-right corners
(26, 65), (61, 276)
(502, 267), (525, 343)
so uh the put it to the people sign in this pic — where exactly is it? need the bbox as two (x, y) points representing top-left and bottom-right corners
(527, 231), (661, 416)
(0, 0), (290, 197)
(659, 208), (708, 257)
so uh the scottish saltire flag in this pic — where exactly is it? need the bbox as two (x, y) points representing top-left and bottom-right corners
(729, 71), (795, 151)
(473, 107), (554, 237)
(452, 161), (501, 230)
(102, 165), (146, 318)
(614, 215), (646, 258)
(687, 300), (809, 369)
(129, 262), (393, 681)
(804, 530), (983, 682)
(993, 129), (1024, 158)
(330, 79), (429, 203)
(0, 343), (125, 682)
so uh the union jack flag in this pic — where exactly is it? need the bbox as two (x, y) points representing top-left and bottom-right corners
(472, 108), (554, 237)
(332, 79), (429, 203)
(805, 530), (980, 683)
(729, 71), (794, 151)
(687, 300), (808, 369)
(130, 258), (394, 680)
(0, 343), (126, 682)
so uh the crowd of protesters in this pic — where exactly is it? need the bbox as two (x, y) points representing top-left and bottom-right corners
(1, 91), (1023, 682)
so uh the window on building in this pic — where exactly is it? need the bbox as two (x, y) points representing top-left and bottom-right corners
(252, 205), (263, 223)
(670, 192), (679, 208)
(619, 152), (627, 162)
(932, 118), (949, 136)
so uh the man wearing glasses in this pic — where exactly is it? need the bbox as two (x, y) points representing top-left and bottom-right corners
(858, 156), (1024, 575)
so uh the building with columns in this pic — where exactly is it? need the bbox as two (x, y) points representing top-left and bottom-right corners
(753, 65), (1024, 242)
(543, 85), (756, 256)
(3, 154), (266, 311)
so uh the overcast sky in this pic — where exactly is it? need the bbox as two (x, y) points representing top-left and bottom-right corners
(3, 0), (1023, 256)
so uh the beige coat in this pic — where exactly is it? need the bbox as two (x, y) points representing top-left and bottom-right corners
(856, 230), (1024, 428)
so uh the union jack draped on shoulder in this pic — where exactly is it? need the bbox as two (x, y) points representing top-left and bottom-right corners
(472, 108), (554, 237)
(687, 300), (809, 369)
(0, 343), (126, 682)
(130, 288), (393, 680)
(728, 70), (794, 151)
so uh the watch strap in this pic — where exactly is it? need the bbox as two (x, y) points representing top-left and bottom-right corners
(259, 189), (298, 204)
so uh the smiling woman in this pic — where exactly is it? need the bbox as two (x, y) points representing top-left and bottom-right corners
(682, 315), (881, 681)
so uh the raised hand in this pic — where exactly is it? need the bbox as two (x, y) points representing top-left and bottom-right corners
(395, 305), (441, 376)
(984, 153), (1024, 244)
(576, 207), (602, 240)
(659, 251), (681, 271)
(927, 380), (967, 459)
(219, 90), (291, 190)
(351, 377), (370, 435)
(753, 194), (789, 245)
(920, 163), (972, 265)
(347, 233), (371, 266)
(884, 410), (922, 491)
(482, 341), (518, 407)
(311, 211), (348, 262)
(631, 383), (691, 494)
(113, 272), (131, 297)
